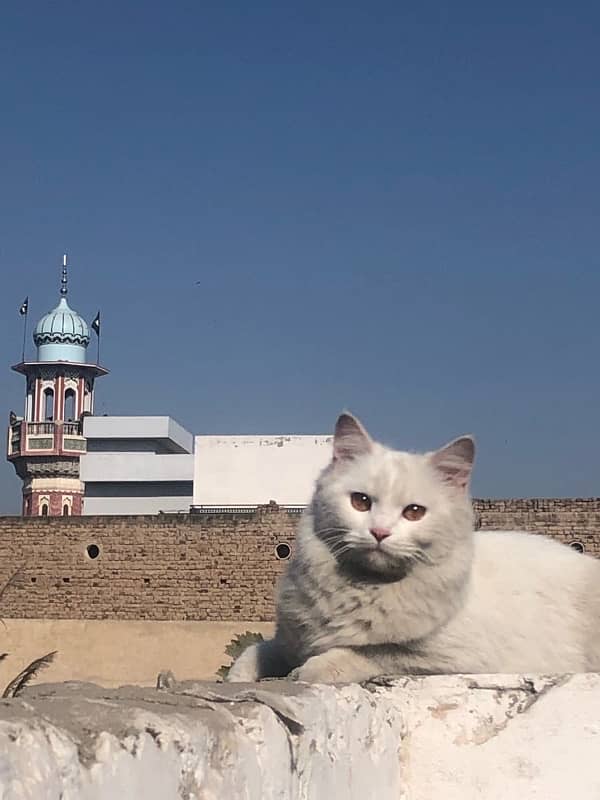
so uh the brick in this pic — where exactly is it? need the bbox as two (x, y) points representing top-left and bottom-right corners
(0, 501), (597, 621)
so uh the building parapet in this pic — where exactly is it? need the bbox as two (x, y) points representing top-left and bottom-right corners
(7, 420), (86, 459)
(1, 673), (598, 799)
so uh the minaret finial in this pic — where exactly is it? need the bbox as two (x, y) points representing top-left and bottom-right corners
(60, 253), (68, 297)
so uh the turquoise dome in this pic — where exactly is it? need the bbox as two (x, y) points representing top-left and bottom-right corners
(34, 296), (90, 363)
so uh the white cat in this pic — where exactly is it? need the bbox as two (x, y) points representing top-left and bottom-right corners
(227, 413), (600, 684)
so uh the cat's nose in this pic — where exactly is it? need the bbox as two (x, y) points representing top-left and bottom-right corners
(370, 527), (391, 542)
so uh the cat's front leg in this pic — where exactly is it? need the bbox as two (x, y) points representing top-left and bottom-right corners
(226, 637), (293, 682)
(291, 647), (381, 684)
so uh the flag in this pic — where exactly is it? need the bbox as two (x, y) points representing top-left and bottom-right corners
(19, 297), (28, 316)
(91, 311), (101, 336)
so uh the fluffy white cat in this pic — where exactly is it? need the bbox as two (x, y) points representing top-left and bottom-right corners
(227, 413), (600, 683)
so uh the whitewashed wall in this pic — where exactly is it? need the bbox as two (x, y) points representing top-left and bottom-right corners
(193, 435), (332, 506)
(1, 674), (599, 799)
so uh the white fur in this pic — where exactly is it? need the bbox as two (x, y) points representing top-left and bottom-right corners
(227, 416), (600, 683)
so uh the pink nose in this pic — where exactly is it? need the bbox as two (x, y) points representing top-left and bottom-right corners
(370, 527), (391, 542)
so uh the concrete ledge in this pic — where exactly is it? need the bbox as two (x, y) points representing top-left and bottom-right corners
(0, 674), (598, 798)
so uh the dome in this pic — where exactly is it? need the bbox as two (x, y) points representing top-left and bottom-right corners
(34, 296), (90, 363)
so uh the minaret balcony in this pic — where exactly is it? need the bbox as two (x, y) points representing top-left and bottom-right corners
(7, 420), (87, 458)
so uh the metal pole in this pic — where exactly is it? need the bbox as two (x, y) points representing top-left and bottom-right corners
(21, 311), (28, 363)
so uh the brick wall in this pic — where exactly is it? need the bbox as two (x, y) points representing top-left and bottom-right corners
(474, 498), (600, 553)
(0, 507), (297, 621)
(0, 499), (598, 621)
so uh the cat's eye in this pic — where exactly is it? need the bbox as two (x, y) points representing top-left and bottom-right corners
(350, 492), (372, 512)
(402, 504), (426, 521)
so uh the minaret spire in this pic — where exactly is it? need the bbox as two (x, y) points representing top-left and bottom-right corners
(60, 253), (68, 297)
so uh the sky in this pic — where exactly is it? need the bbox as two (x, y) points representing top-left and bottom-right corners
(1, 1), (600, 513)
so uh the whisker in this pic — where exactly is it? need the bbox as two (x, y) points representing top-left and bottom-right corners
(315, 523), (434, 567)
(328, 542), (355, 557)
(384, 547), (433, 566)
(316, 527), (351, 537)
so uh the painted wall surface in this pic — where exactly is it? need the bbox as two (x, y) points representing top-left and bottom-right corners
(193, 435), (333, 506)
(80, 452), (194, 483)
(83, 494), (193, 515)
(0, 619), (275, 687)
(83, 416), (193, 454)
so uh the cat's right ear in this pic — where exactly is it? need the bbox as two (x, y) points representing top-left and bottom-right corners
(333, 413), (372, 461)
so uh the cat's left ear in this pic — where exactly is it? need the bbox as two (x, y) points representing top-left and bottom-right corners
(430, 436), (475, 490)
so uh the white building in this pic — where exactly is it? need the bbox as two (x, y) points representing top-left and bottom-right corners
(80, 416), (194, 515)
(192, 435), (332, 510)
(81, 422), (333, 515)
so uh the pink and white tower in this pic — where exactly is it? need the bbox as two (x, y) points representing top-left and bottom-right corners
(6, 255), (108, 516)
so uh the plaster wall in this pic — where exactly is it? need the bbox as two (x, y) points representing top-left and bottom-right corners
(0, 619), (274, 688)
(0, 674), (598, 799)
(193, 434), (332, 506)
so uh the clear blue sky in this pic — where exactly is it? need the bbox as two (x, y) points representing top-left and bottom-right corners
(1, 1), (599, 513)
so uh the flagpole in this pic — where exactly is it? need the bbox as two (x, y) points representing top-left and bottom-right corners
(21, 312), (27, 363)
(92, 311), (101, 365)
(20, 298), (29, 363)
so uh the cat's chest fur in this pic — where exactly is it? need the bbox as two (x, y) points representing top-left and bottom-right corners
(306, 571), (401, 644)
(278, 565), (393, 657)
(277, 532), (465, 660)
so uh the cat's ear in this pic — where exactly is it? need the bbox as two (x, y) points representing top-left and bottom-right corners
(430, 436), (475, 490)
(333, 413), (372, 461)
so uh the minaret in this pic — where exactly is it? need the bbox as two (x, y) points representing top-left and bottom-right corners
(6, 255), (108, 516)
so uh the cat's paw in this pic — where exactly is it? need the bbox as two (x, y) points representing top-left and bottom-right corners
(292, 649), (377, 684)
(225, 643), (261, 683)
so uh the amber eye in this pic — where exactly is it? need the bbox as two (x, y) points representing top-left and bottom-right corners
(402, 504), (426, 521)
(350, 492), (372, 512)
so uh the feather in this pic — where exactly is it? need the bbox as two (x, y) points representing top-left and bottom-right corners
(2, 651), (57, 699)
